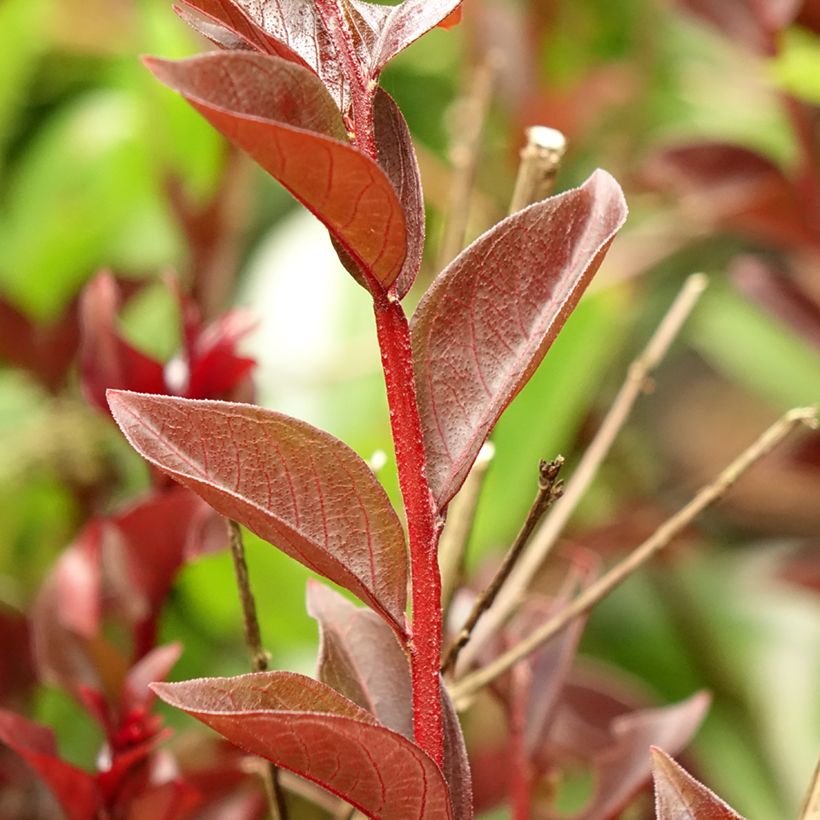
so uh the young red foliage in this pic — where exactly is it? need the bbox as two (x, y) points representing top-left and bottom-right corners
(651, 746), (746, 819)
(146, 52), (408, 295)
(152, 672), (456, 818)
(412, 170), (628, 510)
(107, 391), (409, 634)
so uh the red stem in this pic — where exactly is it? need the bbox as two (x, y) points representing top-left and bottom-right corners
(374, 297), (444, 766)
(510, 667), (534, 820)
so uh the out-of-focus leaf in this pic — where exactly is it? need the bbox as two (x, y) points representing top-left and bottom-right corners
(411, 170), (627, 510)
(732, 256), (820, 350)
(146, 51), (408, 294)
(652, 746), (745, 819)
(153, 672), (455, 818)
(0, 297), (80, 392)
(79, 273), (167, 415)
(126, 780), (203, 820)
(307, 581), (412, 736)
(108, 392), (409, 632)
(675, 0), (800, 54)
(643, 142), (820, 251)
(690, 280), (820, 409)
(0, 711), (100, 820)
(770, 26), (820, 104)
(574, 692), (711, 819)
(123, 643), (183, 711)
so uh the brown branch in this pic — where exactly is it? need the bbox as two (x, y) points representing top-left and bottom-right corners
(449, 406), (818, 706)
(508, 126), (567, 215)
(227, 520), (288, 820)
(441, 458), (564, 675)
(437, 52), (502, 269)
(455, 273), (709, 671)
(439, 442), (495, 615)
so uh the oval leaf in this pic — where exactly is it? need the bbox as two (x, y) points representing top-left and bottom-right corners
(146, 52), (407, 295)
(651, 746), (746, 819)
(107, 392), (408, 632)
(153, 673), (454, 819)
(411, 170), (628, 509)
(307, 581), (413, 738)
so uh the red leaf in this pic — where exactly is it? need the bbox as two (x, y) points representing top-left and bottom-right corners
(80, 273), (167, 414)
(643, 142), (819, 251)
(651, 746), (746, 819)
(307, 581), (413, 737)
(152, 672), (454, 819)
(441, 685), (473, 820)
(126, 779), (202, 820)
(0, 711), (99, 820)
(107, 392), (409, 633)
(438, 7), (463, 29)
(174, 4), (255, 51)
(674, 0), (800, 54)
(146, 51), (408, 294)
(411, 170), (627, 509)
(574, 692), (711, 820)
(374, 89), (425, 299)
(124, 643), (183, 710)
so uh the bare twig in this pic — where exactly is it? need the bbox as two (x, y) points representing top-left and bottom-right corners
(455, 273), (709, 671)
(437, 52), (502, 269)
(508, 126), (567, 215)
(449, 407), (818, 706)
(227, 520), (288, 820)
(441, 458), (564, 675)
(439, 126), (568, 616)
(800, 755), (820, 820)
(439, 442), (495, 614)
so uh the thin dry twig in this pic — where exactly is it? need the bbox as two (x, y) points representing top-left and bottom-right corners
(227, 520), (288, 820)
(456, 273), (709, 671)
(437, 52), (502, 269)
(441, 457), (564, 675)
(449, 406), (818, 706)
(800, 755), (820, 820)
(439, 442), (495, 614)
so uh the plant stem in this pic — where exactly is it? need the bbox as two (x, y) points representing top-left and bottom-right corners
(441, 458), (564, 675)
(456, 272), (709, 670)
(373, 297), (444, 766)
(799, 755), (820, 820)
(227, 520), (288, 820)
(449, 406), (818, 705)
(508, 126), (567, 215)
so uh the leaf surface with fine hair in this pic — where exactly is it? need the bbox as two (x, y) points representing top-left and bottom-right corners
(108, 392), (409, 633)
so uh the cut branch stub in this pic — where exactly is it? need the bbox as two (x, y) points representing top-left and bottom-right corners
(107, 391), (409, 635)
(152, 672), (455, 819)
(412, 170), (628, 511)
(145, 52), (408, 296)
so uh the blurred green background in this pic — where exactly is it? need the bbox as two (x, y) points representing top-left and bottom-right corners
(1, 0), (819, 817)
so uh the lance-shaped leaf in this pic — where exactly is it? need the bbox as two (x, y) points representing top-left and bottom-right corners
(107, 392), (408, 632)
(412, 170), (628, 509)
(307, 581), (413, 737)
(307, 583), (473, 818)
(651, 747), (746, 819)
(146, 52), (407, 295)
(368, 0), (464, 71)
(153, 673), (454, 819)
(0, 711), (99, 820)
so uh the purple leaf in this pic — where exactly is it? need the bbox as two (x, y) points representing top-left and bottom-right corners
(152, 672), (454, 819)
(0, 711), (100, 820)
(306, 581), (413, 737)
(146, 52), (408, 295)
(652, 746), (746, 819)
(411, 170), (628, 510)
(574, 691), (711, 820)
(107, 392), (408, 633)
